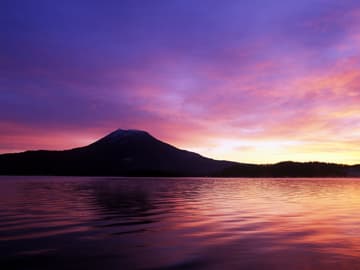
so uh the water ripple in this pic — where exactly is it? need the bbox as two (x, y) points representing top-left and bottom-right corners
(1, 177), (360, 270)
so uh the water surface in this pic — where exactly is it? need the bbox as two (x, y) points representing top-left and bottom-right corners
(1, 176), (360, 269)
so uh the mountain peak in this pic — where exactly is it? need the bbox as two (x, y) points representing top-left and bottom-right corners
(92, 129), (153, 145)
(110, 129), (149, 137)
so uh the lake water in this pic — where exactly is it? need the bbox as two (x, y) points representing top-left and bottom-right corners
(1, 177), (360, 269)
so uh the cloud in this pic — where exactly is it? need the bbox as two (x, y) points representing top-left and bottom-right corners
(1, 0), (360, 164)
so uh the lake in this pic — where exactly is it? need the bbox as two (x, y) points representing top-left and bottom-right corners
(1, 176), (360, 269)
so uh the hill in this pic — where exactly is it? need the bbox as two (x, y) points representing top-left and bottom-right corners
(0, 129), (359, 177)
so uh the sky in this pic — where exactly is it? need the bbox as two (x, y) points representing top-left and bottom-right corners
(1, 0), (360, 164)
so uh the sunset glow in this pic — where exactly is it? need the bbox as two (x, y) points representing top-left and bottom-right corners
(1, 1), (360, 164)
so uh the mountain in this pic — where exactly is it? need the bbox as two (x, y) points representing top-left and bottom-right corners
(0, 129), (236, 176)
(0, 129), (359, 177)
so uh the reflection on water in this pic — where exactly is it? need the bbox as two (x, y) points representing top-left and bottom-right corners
(1, 177), (360, 269)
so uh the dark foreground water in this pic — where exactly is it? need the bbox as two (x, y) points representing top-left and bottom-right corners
(1, 177), (360, 269)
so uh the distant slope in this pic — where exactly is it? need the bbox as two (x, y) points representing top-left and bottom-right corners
(0, 129), (358, 177)
(218, 161), (351, 177)
(348, 165), (360, 177)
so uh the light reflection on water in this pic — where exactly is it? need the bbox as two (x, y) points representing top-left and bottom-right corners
(1, 176), (360, 269)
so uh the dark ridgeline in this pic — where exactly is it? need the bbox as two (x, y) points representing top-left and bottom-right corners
(219, 161), (351, 177)
(0, 129), (359, 177)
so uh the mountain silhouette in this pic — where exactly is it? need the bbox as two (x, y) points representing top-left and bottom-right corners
(0, 129), (236, 176)
(0, 129), (359, 177)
